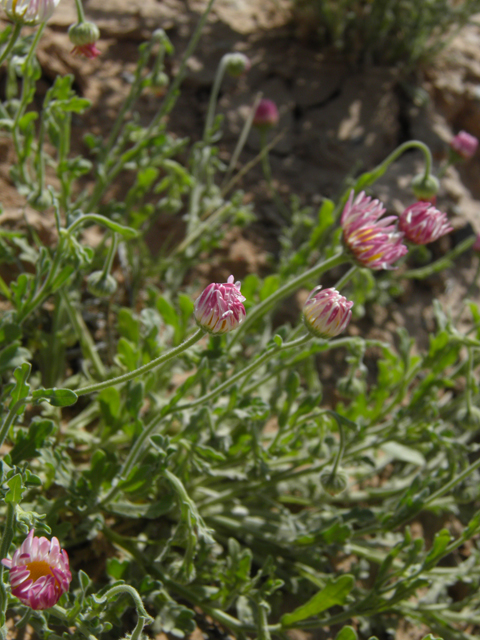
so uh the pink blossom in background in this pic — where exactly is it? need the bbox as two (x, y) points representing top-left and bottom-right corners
(399, 202), (452, 245)
(2, 530), (72, 610)
(450, 131), (479, 160)
(194, 275), (246, 334)
(303, 287), (353, 339)
(253, 99), (279, 130)
(341, 190), (408, 270)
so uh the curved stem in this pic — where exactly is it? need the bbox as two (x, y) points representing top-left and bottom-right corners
(230, 251), (347, 345)
(329, 417), (345, 478)
(0, 22), (22, 66)
(101, 233), (118, 278)
(76, 328), (205, 396)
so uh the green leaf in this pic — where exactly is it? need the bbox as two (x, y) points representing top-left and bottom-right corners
(380, 441), (425, 466)
(10, 362), (31, 409)
(327, 410), (358, 431)
(5, 474), (24, 504)
(423, 529), (452, 568)
(9, 418), (55, 464)
(107, 497), (174, 518)
(335, 626), (358, 640)
(281, 575), (354, 626)
(0, 343), (31, 375)
(32, 388), (78, 407)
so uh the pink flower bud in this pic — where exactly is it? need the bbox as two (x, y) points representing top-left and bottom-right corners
(2, 530), (72, 610)
(69, 21), (101, 58)
(194, 275), (246, 334)
(341, 190), (408, 270)
(398, 202), (452, 245)
(303, 287), (353, 339)
(253, 99), (279, 131)
(450, 131), (478, 160)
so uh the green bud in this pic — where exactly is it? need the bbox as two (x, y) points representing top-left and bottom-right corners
(410, 173), (439, 201)
(224, 53), (250, 77)
(320, 471), (347, 496)
(28, 190), (52, 211)
(68, 21), (100, 47)
(87, 271), (117, 298)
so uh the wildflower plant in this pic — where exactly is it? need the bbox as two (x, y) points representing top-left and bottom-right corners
(1, 1), (480, 640)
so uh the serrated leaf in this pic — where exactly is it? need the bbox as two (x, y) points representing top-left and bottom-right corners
(9, 418), (55, 464)
(281, 575), (354, 626)
(5, 474), (24, 504)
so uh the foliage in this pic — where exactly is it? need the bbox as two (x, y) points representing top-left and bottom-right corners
(291, 0), (480, 66)
(0, 1), (479, 639)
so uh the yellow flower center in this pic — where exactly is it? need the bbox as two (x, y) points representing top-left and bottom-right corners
(26, 560), (54, 583)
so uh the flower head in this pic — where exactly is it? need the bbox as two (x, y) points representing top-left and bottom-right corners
(450, 131), (478, 160)
(224, 52), (250, 77)
(253, 99), (279, 131)
(410, 173), (439, 202)
(69, 21), (101, 59)
(399, 202), (452, 245)
(303, 287), (353, 339)
(2, 530), (72, 610)
(1, 0), (59, 24)
(341, 190), (408, 270)
(194, 275), (246, 334)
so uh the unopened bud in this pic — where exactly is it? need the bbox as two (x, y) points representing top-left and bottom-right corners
(253, 99), (279, 131)
(224, 53), (250, 77)
(411, 173), (439, 201)
(87, 271), (117, 298)
(320, 471), (347, 496)
(68, 21), (100, 47)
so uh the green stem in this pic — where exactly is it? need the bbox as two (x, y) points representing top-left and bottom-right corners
(61, 291), (106, 378)
(334, 265), (357, 291)
(176, 334), (312, 412)
(86, 0), (216, 212)
(329, 417), (345, 478)
(259, 129), (289, 220)
(74, 0), (86, 22)
(0, 504), (16, 628)
(203, 54), (228, 141)
(0, 398), (27, 450)
(0, 22), (22, 66)
(76, 327), (205, 396)
(402, 235), (475, 280)
(222, 92), (262, 187)
(101, 233), (118, 278)
(360, 139), (433, 189)
(98, 41), (153, 164)
(230, 251), (347, 345)
(17, 233), (66, 324)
